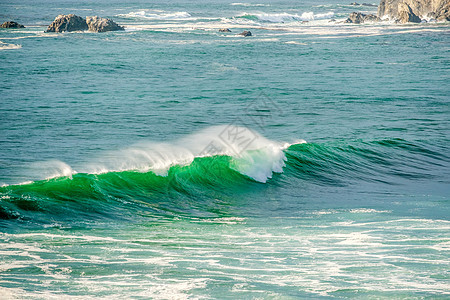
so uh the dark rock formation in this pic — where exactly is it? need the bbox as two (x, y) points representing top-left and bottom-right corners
(45, 14), (125, 33)
(219, 28), (231, 32)
(1, 21), (25, 28)
(238, 30), (252, 36)
(345, 12), (380, 23)
(362, 3), (379, 6)
(86, 16), (124, 32)
(397, 2), (422, 22)
(46, 14), (88, 32)
(350, 2), (378, 6)
(378, 0), (450, 21)
(428, 0), (450, 20)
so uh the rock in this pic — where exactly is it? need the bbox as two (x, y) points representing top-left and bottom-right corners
(351, 2), (378, 6)
(364, 13), (382, 21)
(329, 18), (337, 22)
(238, 30), (252, 36)
(86, 16), (124, 32)
(46, 14), (88, 32)
(433, 1), (450, 20)
(219, 28), (231, 32)
(362, 3), (378, 7)
(378, 0), (449, 21)
(345, 12), (380, 23)
(1, 21), (25, 28)
(397, 2), (422, 22)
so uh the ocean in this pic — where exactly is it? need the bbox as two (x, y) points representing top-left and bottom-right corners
(1, 0), (449, 298)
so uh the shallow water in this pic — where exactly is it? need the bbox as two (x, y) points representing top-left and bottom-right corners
(1, 0), (449, 298)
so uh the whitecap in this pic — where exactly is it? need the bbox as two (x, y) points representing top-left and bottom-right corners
(118, 10), (192, 20)
(0, 41), (22, 50)
(230, 2), (270, 7)
(19, 126), (304, 183)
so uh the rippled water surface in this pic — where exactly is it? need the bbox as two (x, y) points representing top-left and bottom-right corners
(1, 0), (449, 298)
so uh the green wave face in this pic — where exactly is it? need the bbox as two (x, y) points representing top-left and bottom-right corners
(1, 138), (447, 225)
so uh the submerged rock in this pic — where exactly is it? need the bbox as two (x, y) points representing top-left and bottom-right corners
(362, 3), (378, 7)
(1, 21), (25, 28)
(350, 2), (378, 6)
(345, 12), (380, 23)
(219, 28), (231, 32)
(397, 2), (422, 23)
(238, 30), (252, 36)
(46, 14), (88, 32)
(378, 0), (450, 22)
(86, 16), (124, 32)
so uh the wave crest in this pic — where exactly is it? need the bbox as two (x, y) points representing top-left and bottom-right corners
(236, 11), (335, 23)
(118, 10), (192, 20)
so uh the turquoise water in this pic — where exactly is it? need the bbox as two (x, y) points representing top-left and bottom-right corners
(1, 0), (450, 298)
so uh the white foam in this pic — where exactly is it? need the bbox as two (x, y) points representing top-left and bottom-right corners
(26, 159), (75, 181)
(285, 41), (308, 45)
(0, 41), (22, 50)
(230, 2), (270, 6)
(238, 11), (335, 23)
(118, 10), (192, 20)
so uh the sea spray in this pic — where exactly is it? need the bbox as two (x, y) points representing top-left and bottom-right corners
(11, 126), (294, 185)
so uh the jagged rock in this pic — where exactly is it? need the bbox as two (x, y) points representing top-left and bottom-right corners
(345, 12), (380, 23)
(378, 0), (449, 21)
(350, 2), (361, 5)
(397, 2), (422, 22)
(219, 28), (231, 32)
(1, 21), (25, 28)
(430, 1), (450, 20)
(86, 16), (124, 32)
(46, 14), (88, 32)
(238, 30), (252, 36)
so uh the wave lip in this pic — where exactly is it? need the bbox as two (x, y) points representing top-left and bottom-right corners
(6, 126), (298, 185)
(86, 125), (291, 183)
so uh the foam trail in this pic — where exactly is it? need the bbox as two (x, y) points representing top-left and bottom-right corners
(0, 42), (22, 50)
(236, 11), (335, 23)
(230, 3), (270, 6)
(118, 10), (192, 20)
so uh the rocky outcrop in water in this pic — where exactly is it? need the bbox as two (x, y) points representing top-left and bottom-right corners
(238, 31), (252, 36)
(345, 12), (380, 23)
(397, 2), (422, 22)
(46, 14), (124, 33)
(1, 21), (25, 28)
(46, 14), (88, 32)
(378, 0), (450, 22)
(350, 2), (379, 7)
(86, 16), (124, 32)
(219, 28), (231, 32)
